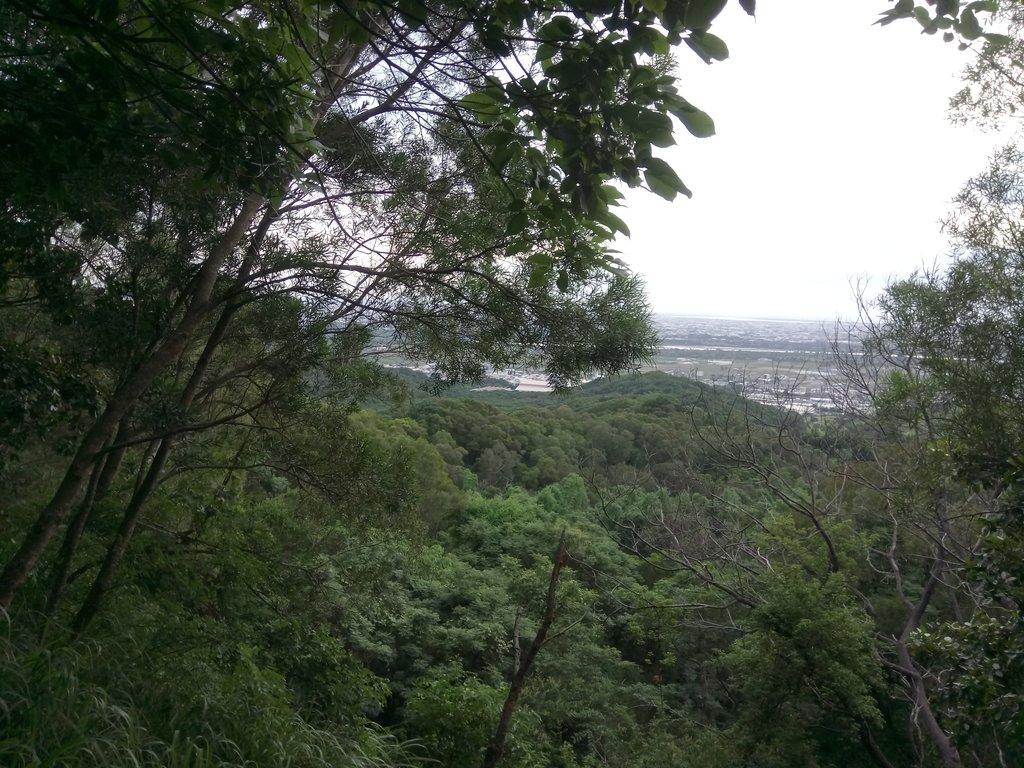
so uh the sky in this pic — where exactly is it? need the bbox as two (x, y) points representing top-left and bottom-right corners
(616, 0), (1016, 320)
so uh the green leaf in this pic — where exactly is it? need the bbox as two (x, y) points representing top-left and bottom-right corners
(631, 27), (670, 56)
(596, 184), (624, 203)
(627, 66), (658, 91)
(491, 141), (521, 170)
(397, 0), (428, 29)
(583, 183), (603, 217)
(481, 129), (517, 147)
(682, 0), (727, 29)
(603, 260), (629, 277)
(535, 42), (558, 62)
(327, 12), (369, 45)
(597, 210), (630, 237)
(524, 147), (547, 173)
(956, 9), (983, 40)
(526, 253), (552, 267)
(624, 108), (675, 148)
(528, 265), (548, 289)
(676, 109), (715, 138)
(459, 91), (503, 121)
(686, 31), (729, 63)
(506, 210), (529, 236)
(556, 270), (569, 292)
(538, 16), (575, 41)
(479, 22), (513, 55)
(739, 0), (756, 16)
(643, 157), (691, 200)
(983, 32), (1011, 47)
(875, 10), (904, 27)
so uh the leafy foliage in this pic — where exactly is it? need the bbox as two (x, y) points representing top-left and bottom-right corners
(6, 1), (1024, 766)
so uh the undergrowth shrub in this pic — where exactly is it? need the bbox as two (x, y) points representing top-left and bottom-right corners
(0, 614), (423, 768)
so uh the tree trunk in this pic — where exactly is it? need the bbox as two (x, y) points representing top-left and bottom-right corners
(44, 414), (134, 615)
(0, 27), (372, 613)
(891, 560), (962, 768)
(93, 422), (131, 501)
(71, 436), (172, 632)
(0, 194), (262, 610)
(482, 535), (567, 768)
(895, 640), (962, 768)
(68, 248), (266, 631)
(44, 456), (105, 616)
(859, 721), (897, 768)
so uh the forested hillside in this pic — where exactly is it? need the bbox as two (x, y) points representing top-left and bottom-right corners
(2, 360), (1022, 767)
(3, 0), (1024, 766)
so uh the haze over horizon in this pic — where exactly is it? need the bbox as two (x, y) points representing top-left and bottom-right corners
(653, 310), (839, 322)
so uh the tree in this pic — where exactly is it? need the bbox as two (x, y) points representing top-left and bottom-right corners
(860, 146), (1024, 762)
(590, 353), (993, 766)
(877, 0), (1008, 50)
(0, 0), (753, 612)
(860, 7), (1024, 757)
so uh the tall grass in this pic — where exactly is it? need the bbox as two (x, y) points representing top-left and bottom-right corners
(0, 613), (425, 768)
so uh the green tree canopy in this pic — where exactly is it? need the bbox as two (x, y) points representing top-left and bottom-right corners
(0, 0), (753, 610)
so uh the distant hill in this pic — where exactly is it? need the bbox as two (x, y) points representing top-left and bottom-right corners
(577, 371), (708, 398)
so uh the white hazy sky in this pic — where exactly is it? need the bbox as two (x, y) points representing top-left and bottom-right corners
(617, 0), (1016, 320)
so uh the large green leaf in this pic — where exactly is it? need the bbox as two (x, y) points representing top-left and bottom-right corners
(675, 108), (715, 138)
(538, 16), (576, 41)
(528, 265), (549, 288)
(643, 157), (691, 200)
(506, 210), (529, 236)
(686, 31), (729, 63)
(459, 91), (504, 121)
(623, 107), (675, 148)
(595, 208), (630, 237)
(682, 0), (728, 29)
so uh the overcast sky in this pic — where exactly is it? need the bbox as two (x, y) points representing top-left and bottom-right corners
(617, 0), (1016, 320)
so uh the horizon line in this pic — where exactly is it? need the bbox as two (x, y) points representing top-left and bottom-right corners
(653, 311), (849, 323)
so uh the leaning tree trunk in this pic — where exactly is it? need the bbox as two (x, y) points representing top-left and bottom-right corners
(859, 721), (897, 768)
(482, 535), (568, 768)
(0, 194), (263, 610)
(44, 454), (106, 617)
(892, 559), (963, 768)
(44, 414), (134, 615)
(71, 435), (172, 633)
(895, 639), (962, 768)
(68, 237), (270, 632)
(1, 28), (373, 613)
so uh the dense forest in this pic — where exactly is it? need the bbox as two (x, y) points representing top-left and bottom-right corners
(3, 0), (1024, 766)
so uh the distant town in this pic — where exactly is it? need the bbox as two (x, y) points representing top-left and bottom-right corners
(648, 314), (862, 414)
(383, 314), (866, 414)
